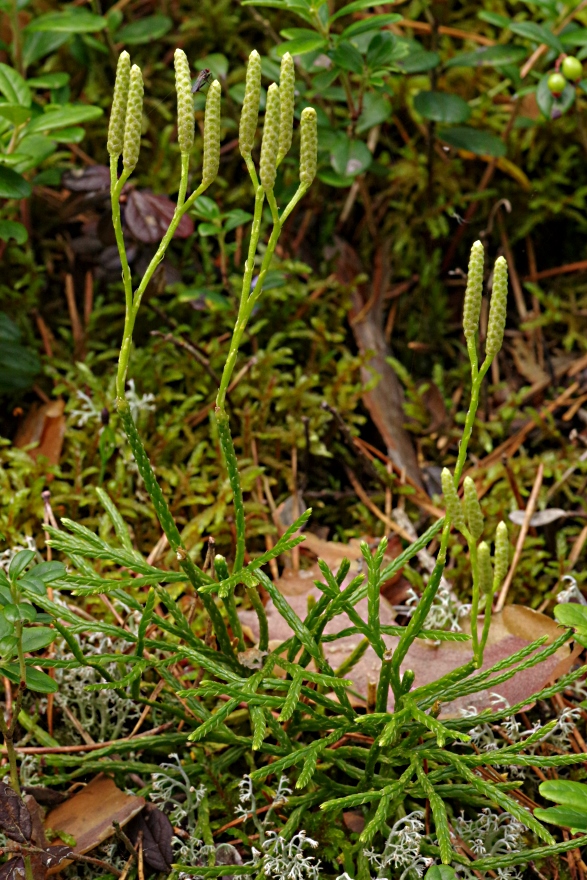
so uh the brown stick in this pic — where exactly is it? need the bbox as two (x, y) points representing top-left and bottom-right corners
(345, 466), (414, 542)
(495, 463), (544, 611)
(0, 721), (175, 755)
(64, 274), (85, 360)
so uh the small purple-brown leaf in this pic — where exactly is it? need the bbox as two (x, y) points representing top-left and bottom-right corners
(125, 191), (194, 243)
(62, 166), (110, 192)
(0, 783), (33, 843)
(127, 803), (173, 872)
(0, 856), (25, 879)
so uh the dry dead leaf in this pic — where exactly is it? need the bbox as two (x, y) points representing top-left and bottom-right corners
(44, 774), (145, 875)
(509, 508), (568, 527)
(343, 811), (365, 833)
(14, 400), (65, 469)
(510, 337), (549, 385)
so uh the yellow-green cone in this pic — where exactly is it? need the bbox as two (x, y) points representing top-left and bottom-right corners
(277, 52), (295, 165)
(122, 64), (144, 172)
(202, 79), (221, 187)
(174, 49), (194, 155)
(299, 107), (317, 188)
(260, 83), (280, 192)
(239, 50), (261, 159)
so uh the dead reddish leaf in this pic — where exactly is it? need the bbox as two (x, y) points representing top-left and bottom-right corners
(14, 400), (65, 469)
(44, 774), (145, 875)
(510, 336), (549, 385)
(343, 811), (365, 833)
(127, 803), (173, 873)
(240, 568), (575, 717)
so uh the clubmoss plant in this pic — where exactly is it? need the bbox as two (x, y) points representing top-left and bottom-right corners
(37, 54), (587, 878)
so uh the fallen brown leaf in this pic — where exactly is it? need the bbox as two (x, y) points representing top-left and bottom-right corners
(44, 774), (145, 876)
(14, 400), (65, 469)
(240, 568), (575, 717)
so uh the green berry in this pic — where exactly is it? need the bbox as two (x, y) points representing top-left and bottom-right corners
(562, 56), (583, 83)
(547, 72), (567, 98)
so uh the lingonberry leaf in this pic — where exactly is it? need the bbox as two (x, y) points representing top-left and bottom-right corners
(127, 803), (173, 872)
(0, 783), (32, 843)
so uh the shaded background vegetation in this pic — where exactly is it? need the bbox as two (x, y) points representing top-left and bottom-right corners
(1, 0), (587, 612)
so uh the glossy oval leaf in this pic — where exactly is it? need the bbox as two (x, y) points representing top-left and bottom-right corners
(277, 36), (327, 56)
(330, 0), (390, 21)
(0, 104), (32, 125)
(445, 46), (528, 69)
(32, 561), (66, 583)
(396, 50), (440, 73)
(318, 169), (356, 187)
(22, 31), (70, 68)
(3, 662), (58, 693)
(115, 15), (173, 44)
(534, 805), (587, 833)
(553, 603), (587, 630)
(509, 21), (563, 53)
(438, 126), (506, 157)
(560, 28), (587, 47)
(478, 11), (511, 27)
(25, 104), (103, 133)
(0, 62), (31, 107)
(540, 779), (587, 809)
(536, 74), (575, 119)
(26, 9), (107, 33)
(331, 136), (372, 176)
(341, 13), (402, 39)
(280, 27), (321, 40)
(367, 32), (397, 67)
(414, 90), (471, 124)
(356, 92), (392, 133)
(0, 614), (13, 640)
(425, 867), (458, 880)
(331, 41), (364, 74)
(0, 220), (27, 244)
(8, 549), (35, 579)
(27, 72), (70, 89)
(21, 627), (55, 653)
